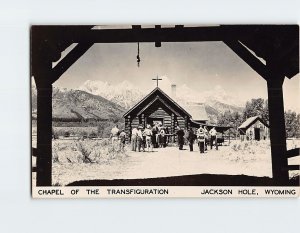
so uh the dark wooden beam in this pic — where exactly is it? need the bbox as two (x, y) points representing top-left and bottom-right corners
(33, 25), (299, 44)
(266, 61), (289, 185)
(36, 83), (53, 186)
(51, 42), (94, 84)
(31, 37), (54, 186)
(32, 25), (299, 80)
(287, 165), (300, 170)
(286, 148), (300, 158)
(155, 25), (162, 47)
(67, 26), (223, 43)
(32, 147), (37, 157)
(132, 25), (141, 29)
(224, 40), (268, 80)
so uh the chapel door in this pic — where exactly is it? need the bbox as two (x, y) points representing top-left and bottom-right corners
(254, 128), (260, 141)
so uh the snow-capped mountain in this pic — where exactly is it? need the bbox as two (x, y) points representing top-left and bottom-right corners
(31, 76), (245, 122)
(75, 77), (244, 123)
(78, 77), (244, 109)
(78, 80), (145, 109)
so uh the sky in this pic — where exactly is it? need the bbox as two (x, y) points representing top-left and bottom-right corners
(53, 41), (300, 112)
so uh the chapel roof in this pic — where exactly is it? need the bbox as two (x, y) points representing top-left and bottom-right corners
(123, 87), (191, 118)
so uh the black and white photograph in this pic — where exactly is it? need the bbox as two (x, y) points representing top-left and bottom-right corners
(31, 25), (299, 197)
(2, 1), (300, 233)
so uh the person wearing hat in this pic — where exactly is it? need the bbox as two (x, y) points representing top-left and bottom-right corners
(136, 125), (145, 152)
(197, 125), (205, 153)
(144, 124), (153, 152)
(159, 126), (166, 148)
(176, 126), (185, 150)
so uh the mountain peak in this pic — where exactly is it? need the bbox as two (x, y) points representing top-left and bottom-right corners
(119, 80), (134, 89)
(78, 79), (145, 109)
(77, 78), (244, 112)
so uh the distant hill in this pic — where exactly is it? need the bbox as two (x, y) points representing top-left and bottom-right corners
(204, 105), (220, 123)
(204, 101), (244, 123)
(31, 79), (244, 124)
(206, 99), (243, 113)
(31, 87), (126, 121)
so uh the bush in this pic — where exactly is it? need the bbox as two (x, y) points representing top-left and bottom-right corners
(97, 124), (105, 137)
(88, 132), (98, 139)
(81, 131), (88, 139)
(76, 141), (92, 163)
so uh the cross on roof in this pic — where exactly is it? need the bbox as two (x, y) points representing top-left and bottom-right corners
(152, 75), (162, 87)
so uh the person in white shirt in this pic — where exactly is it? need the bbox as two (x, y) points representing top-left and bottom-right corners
(110, 125), (119, 145)
(209, 127), (218, 150)
(131, 127), (138, 151)
(144, 124), (153, 152)
(196, 125), (205, 153)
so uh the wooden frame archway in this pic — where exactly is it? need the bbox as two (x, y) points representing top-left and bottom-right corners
(31, 25), (299, 186)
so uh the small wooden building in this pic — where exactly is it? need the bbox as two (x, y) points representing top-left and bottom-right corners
(238, 116), (269, 141)
(123, 87), (208, 137)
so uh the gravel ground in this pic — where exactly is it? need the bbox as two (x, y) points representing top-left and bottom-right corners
(31, 139), (300, 186)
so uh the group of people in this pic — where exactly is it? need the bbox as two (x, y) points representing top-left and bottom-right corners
(131, 122), (170, 152)
(183, 125), (218, 153)
(175, 125), (218, 153)
(110, 123), (219, 154)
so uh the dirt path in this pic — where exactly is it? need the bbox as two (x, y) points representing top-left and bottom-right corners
(123, 147), (270, 178)
(51, 143), (274, 185)
(31, 139), (299, 186)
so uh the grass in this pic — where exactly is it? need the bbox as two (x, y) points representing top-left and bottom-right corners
(52, 138), (127, 165)
(30, 138), (300, 186)
(229, 140), (271, 161)
(53, 126), (98, 137)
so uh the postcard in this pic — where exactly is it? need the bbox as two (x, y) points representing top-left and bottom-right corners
(31, 25), (299, 198)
